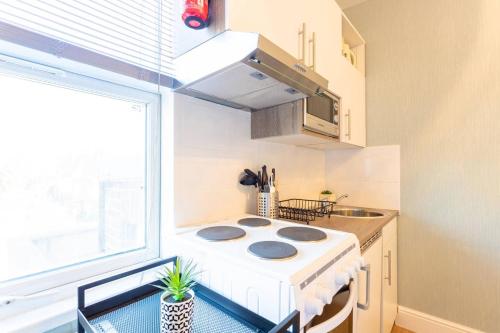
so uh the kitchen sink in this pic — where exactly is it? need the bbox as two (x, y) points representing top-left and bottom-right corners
(330, 209), (385, 218)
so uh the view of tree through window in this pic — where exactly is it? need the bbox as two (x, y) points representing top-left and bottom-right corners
(0, 73), (148, 282)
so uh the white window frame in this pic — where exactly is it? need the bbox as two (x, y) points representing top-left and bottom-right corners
(0, 54), (162, 301)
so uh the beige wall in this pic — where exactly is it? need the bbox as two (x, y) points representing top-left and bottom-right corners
(345, 1), (500, 331)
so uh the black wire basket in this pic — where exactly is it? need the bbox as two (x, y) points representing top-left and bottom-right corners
(278, 199), (335, 224)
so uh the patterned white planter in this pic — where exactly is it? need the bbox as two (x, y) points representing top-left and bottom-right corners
(160, 290), (195, 333)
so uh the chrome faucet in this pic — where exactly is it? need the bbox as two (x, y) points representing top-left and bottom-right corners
(335, 194), (349, 203)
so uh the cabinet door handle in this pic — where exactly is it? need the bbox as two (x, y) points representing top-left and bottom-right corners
(357, 264), (370, 310)
(345, 109), (351, 140)
(308, 32), (316, 71)
(384, 250), (392, 286)
(298, 23), (306, 64)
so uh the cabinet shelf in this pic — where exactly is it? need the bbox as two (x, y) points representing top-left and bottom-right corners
(341, 13), (365, 75)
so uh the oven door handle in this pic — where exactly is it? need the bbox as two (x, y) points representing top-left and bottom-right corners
(306, 279), (356, 333)
(357, 264), (370, 310)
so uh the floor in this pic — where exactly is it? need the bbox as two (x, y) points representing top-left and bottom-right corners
(391, 325), (414, 333)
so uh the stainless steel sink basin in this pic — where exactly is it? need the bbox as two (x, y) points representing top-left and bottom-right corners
(330, 209), (385, 218)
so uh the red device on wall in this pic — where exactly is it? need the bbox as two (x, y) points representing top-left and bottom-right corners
(182, 0), (209, 30)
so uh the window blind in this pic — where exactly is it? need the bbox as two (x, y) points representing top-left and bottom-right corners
(0, 0), (175, 86)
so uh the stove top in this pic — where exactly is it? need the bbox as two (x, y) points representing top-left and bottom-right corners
(237, 217), (271, 227)
(174, 215), (358, 284)
(277, 226), (327, 242)
(196, 226), (246, 241)
(248, 241), (297, 260)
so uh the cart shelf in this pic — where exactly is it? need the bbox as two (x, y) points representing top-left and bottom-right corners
(78, 257), (299, 333)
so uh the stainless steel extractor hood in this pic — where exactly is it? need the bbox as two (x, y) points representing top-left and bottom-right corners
(174, 31), (329, 110)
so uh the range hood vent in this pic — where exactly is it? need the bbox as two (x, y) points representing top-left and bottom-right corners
(174, 31), (328, 111)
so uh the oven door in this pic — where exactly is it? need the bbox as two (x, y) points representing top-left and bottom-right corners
(303, 90), (340, 138)
(305, 279), (357, 333)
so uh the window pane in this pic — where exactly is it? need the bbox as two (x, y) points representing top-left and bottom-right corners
(0, 73), (148, 282)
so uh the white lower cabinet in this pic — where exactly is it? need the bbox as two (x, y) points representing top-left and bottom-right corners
(382, 219), (398, 333)
(357, 236), (382, 333)
(357, 218), (398, 333)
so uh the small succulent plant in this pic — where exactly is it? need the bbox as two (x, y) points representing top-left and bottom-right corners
(321, 190), (333, 195)
(154, 258), (199, 302)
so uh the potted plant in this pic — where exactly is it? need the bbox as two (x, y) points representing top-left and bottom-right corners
(319, 190), (333, 202)
(154, 258), (199, 333)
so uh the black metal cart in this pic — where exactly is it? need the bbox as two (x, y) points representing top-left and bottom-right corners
(77, 257), (299, 333)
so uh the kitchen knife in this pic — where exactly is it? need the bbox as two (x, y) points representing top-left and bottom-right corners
(257, 171), (262, 191)
(262, 165), (268, 189)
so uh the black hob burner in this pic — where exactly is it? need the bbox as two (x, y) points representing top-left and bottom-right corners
(277, 226), (327, 242)
(248, 241), (298, 260)
(237, 217), (271, 227)
(196, 226), (246, 241)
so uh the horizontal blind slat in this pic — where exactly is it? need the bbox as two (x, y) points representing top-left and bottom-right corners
(0, 0), (175, 77)
(16, 0), (165, 58)
(0, 6), (168, 69)
(104, 0), (174, 26)
(69, 0), (174, 44)
(61, 0), (175, 38)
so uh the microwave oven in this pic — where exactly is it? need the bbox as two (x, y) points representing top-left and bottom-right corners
(303, 89), (341, 138)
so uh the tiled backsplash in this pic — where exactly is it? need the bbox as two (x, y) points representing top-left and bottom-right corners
(173, 94), (400, 226)
(174, 94), (326, 227)
(325, 145), (400, 210)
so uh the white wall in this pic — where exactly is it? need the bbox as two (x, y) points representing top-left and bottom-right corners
(325, 145), (400, 210)
(173, 94), (326, 227)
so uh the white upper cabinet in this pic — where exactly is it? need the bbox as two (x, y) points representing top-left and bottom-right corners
(338, 59), (366, 147)
(226, 0), (342, 82)
(225, 0), (305, 61)
(216, 0), (366, 149)
(305, 0), (342, 82)
(336, 14), (366, 147)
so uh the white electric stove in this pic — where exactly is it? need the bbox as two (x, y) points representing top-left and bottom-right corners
(171, 215), (364, 332)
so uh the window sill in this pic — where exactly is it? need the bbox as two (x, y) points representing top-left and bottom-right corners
(0, 258), (162, 333)
(0, 297), (75, 333)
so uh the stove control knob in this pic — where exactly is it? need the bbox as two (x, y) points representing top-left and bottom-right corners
(357, 257), (365, 267)
(304, 295), (325, 317)
(354, 257), (365, 272)
(351, 259), (362, 272)
(335, 272), (350, 286)
(315, 284), (335, 304)
(347, 266), (357, 279)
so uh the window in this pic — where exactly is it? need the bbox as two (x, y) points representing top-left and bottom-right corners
(0, 60), (160, 291)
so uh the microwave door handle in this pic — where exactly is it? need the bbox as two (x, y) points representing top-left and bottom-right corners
(306, 279), (357, 333)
